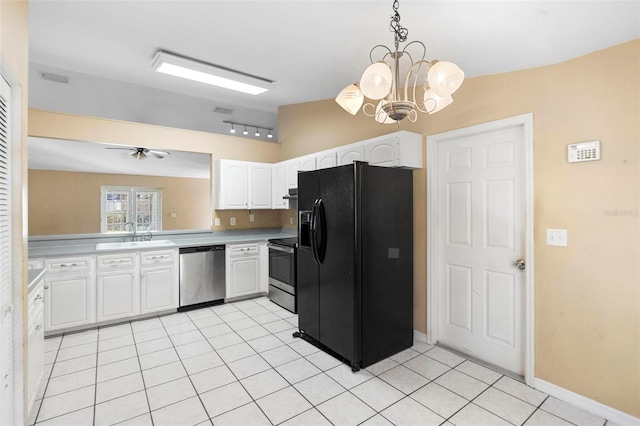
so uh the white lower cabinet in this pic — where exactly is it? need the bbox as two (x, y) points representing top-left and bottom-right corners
(97, 252), (140, 322)
(44, 273), (96, 331)
(226, 243), (261, 299)
(97, 270), (140, 322)
(27, 278), (45, 411)
(141, 265), (177, 314)
(42, 249), (178, 332)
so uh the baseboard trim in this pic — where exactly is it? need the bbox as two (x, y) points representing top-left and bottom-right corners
(534, 378), (640, 426)
(413, 330), (428, 344)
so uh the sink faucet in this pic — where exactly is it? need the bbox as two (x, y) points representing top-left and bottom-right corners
(124, 222), (137, 241)
(143, 224), (153, 241)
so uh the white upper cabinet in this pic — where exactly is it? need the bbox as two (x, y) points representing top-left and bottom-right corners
(285, 160), (300, 189)
(218, 131), (422, 210)
(215, 159), (272, 210)
(337, 144), (366, 166)
(271, 161), (288, 209)
(248, 163), (272, 209)
(215, 160), (248, 209)
(299, 155), (317, 172)
(316, 151), (337, 169)
(365, 131), (422, 168)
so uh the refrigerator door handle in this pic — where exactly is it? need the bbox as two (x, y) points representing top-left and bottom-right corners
(316, 198), (327, 264)
(310, 199), (320, 264)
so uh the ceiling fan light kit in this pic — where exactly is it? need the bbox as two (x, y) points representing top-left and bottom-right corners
(335, 0), (464, 124)
(151, 50), (275, 95)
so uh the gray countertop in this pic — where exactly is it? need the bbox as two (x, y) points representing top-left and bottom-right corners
(28, 228), (296, 258)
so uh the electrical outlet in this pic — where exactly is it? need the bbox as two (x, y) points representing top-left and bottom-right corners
(289, 216), (293, 225)
(249, 214), (255, 222)
(170, 213), (176, 218)
(546, 228), (568, 246)
(230, 217), (236, 226)
(214, 218), (220, 227)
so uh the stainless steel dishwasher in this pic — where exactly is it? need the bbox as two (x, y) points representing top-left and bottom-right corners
(178, 245), (226, 310)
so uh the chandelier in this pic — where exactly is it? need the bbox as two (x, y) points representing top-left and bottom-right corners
(335, 0), (464, 123)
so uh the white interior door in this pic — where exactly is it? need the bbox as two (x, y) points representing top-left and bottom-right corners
(436, 124), (526, 375)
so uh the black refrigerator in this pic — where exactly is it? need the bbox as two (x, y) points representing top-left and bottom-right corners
(295, 161), (413, 371)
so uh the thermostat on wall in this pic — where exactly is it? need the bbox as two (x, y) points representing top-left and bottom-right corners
(568, 140), (601, 163)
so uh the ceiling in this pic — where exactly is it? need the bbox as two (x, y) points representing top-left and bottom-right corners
(28, 1), (640, 140)
(29, 137), (211, 179)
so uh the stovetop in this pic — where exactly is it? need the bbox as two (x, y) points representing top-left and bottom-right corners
(268, 237), (298, 247)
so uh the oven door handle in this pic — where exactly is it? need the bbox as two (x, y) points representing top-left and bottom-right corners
(266, 243), (294, 254)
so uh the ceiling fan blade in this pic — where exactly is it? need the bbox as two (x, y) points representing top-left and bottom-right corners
(149, 150), (170, 159)
(105, 147), (135, 151)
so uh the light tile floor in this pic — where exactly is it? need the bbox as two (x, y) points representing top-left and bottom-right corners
(31, 297), (618, 426)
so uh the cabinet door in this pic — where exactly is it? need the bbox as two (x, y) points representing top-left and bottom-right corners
(338, 144), (366, 166)
(271, 162), (288, 209)
(140, 265), (177, 314)
(44, 274), (96, 331)
(316, 152), (337, 170)
(27, 283), (44, 410)
(299, 155), (316, 172)
(97, 271), (140, 322)
(228, 257), (260, 298)
(366, 137), (400, 167)
(285, 160), (300, 189)
(249, 163), (272, 209)
(220, 161), (248, 209)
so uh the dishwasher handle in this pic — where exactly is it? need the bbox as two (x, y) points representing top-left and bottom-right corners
(179, 245), (225, 254)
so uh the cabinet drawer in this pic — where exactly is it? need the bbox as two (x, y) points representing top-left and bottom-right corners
(140, 249), (176, 266)
(229, 243), (259, 257)
(97, 252), (138, 270)
(45, 256), (94, 274)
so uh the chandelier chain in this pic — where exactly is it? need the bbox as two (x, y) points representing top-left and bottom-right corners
(389, 0), (408, 49)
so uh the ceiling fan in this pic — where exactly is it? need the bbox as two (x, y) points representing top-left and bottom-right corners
(105, 146), (171, 160)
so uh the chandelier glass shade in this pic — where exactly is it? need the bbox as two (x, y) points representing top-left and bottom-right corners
(335, 0), (464, 124)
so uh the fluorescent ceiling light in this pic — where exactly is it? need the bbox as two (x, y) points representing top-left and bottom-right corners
(151, 51), (275, 95)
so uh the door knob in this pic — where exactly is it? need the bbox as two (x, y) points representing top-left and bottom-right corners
(514, 258), (526, 270)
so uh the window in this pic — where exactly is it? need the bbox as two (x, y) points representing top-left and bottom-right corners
(101, 186), (162, 233)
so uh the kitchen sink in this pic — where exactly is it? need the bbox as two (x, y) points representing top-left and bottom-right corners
(95, 240), (176, 250)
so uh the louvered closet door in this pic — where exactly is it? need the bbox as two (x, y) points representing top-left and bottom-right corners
(0, 74), (14, 426)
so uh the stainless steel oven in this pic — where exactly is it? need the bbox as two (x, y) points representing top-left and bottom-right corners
(267, 237), (297, 313)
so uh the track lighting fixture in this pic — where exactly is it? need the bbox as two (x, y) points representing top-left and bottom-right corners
(223, 121), (275, 140)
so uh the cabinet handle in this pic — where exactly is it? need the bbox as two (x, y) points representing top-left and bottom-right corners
(60, 263), (78, 268)
(35, 294), (42, 301)
(35, 325), (42, 331)
(141, 273), (146, 278)
(44, 286), (49, 290)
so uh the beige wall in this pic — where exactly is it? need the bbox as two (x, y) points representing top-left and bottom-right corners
(28, 110), (283, 232)
(29, 170), (211, 235)
(277, 40), (640, 416)
(1, 0), (29, 421)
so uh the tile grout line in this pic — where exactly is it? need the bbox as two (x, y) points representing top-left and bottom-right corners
(130, 317), (157, 426)
(31, 335), (62, 425)
(211, 303), (330, 425)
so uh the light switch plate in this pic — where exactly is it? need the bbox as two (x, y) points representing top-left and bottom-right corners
(546, 228), (568, 246)
(249, 214), (255, 222)
(214, 218), (220, 227)
(230, 217), (236, 226)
